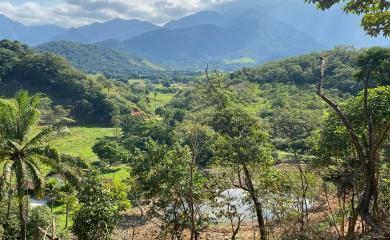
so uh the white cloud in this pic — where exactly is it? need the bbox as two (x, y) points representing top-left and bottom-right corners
(0, 0), (233, 27)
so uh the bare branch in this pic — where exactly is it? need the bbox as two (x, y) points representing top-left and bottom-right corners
(316, 57), (364, 159)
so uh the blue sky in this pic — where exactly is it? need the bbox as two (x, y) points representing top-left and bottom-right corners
(0, 0), (234, 27)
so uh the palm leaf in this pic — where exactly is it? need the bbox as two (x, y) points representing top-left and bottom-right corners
(41, 156), (82, 186)
(14, 90), (42, 142)
(60, 154), (89, 169)
(0, 140), (12, 161)
(0, 161), (14, 199)
(23, 118), (74, 150)
(25, 159), (45, 199)
(25, 146), (61, 161)
(27, 147), (84, 186)
(0, 99), (18, 140)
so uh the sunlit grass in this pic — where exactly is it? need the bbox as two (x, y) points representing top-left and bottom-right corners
(51, 126), (116, 163)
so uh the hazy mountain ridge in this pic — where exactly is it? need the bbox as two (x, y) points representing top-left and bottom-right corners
(1, 2), (388, 70)
(0, 14), (66, 46)
(51, 19), (160, 44)
(37, 41), (164, 78)
(98, 9), (325, 69)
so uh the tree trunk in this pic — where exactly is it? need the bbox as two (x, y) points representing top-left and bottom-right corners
(242, 164), (267, 240)
(18, 195), (27, 240)
(347, 189), (358, 239)
(340, 190), (346, 238)
(357, 154), (378, 227)
(15, 158), (27, 240)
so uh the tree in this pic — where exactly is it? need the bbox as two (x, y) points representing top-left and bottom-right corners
(0, 90), (84, 240)
(315, 55), (390, 236)
(57, 183), (78, 229)
(72, 174), (121, 240)
(196, 70), (274, 240)
(93, 139), (129, 167)
(305, 0), (390, 37)
(211, 107), (274, 240)
(131, 141), (211, 239)
(27, 206), (55, 240)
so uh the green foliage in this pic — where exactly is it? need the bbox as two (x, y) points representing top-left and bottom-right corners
(211, 107), (274, 169)
(37, 41), (163, 79)
(355, 47), (390, 86)
(309, 86), (390, 171)
(132, 142), (211, 238)
(231, 47), (361, 94)
(0, 40), (136, 125)
(93, 139), (129, 167)
(304, 0), (390, 37)
(0, 198), (21, 239)
(27, 206), (54, 240)
(121, 116), (174, 149)
(271, 108), (318, 152)
(72, 174), (121, 240)
(0, 90), (84, 239)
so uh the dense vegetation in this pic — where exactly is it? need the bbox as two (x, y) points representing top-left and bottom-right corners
(0, 33), (388, 240)
(0, 40), (142, 125)
(37, 41), (164, 79)
(231, 46), (362, 93)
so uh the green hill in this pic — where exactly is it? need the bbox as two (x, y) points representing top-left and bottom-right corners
(37, 41), (163, 79)
(0, 40), (138, 125)
(230, 46), (363, 94)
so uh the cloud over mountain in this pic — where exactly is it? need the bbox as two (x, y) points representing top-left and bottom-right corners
(0, 0), (233, 27)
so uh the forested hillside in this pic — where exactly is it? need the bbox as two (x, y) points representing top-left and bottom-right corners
(231, 47), (362, 93)
(0, 40), (139, 124)
(37, 41), (164, 78)
(0, 0), (389, 239)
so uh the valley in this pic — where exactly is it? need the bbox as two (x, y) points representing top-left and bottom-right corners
(0, 1), (389, 239)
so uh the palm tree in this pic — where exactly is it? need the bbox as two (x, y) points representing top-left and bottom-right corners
(0, 90), (85, 240)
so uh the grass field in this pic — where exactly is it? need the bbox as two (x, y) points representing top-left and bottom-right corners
(46, 126), (131, 229)
(51, 126), (116, 163)
(148, 91), (175, 112)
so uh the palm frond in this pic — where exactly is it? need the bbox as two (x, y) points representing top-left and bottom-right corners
(14, 90), (42, 142)
(40, 156), (82, 186)
(25, 146), (61, 162)
(27, 146), (84, 186)
(0, 99), (18, 140)
(0, 140), (12, 161)
(25, 159), (45, 199)
(23, 118), (74, 149)
(0, 161), (14, 199)
(60, 154), (89, 169)
(3, 139), (22, 154)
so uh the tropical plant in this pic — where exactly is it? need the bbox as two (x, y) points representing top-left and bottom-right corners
(0, 90), (85, 240)
(72, 174), (121, 240)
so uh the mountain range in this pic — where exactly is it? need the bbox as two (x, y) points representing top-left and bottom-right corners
(0, 14), (66, 46)
(1, 0), (388, 70)
(51, 19), (160, 44)
(97, 9), (325, 68)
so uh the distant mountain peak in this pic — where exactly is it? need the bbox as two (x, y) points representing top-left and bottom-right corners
(164, 10), (224, 29)
(50, 18), (160, 44)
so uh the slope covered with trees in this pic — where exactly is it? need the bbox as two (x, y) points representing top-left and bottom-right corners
(37, 41), (164, 78)
(0, 40), (138, 125)
(231, 46), (363, 93)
